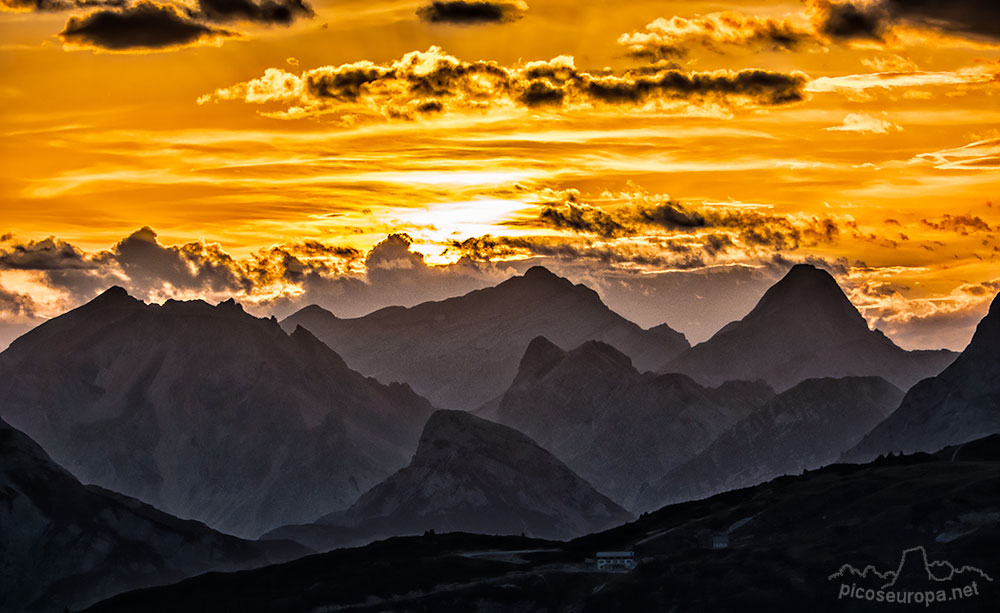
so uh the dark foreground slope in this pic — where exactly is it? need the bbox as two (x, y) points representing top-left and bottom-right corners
(0, 288), (434, 537)
(86, 436), (1000, 613)
(847, 291), (1000, 461)
(0, 418), (306, 613)
(282, 266), (689, 409)
(664, 265), (956, 392)
(266, 410), (632, 550)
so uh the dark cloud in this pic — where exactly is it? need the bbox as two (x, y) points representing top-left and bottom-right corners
(638, 201), (706, 228)
(0, 237), (93, 270)
(0, 0), (124, 12)
(196, 0), (313, 25)
(364, 233), (425, 272)
(813, 0), (889, 41)
(60, 1), (235, 50)
(890, 0), (1000, 41)
(105, 226), (252, 292)
(920, 214), (993, 234)
(813, 0), (1000, 43)
(958, 280), (1000, 296)
(201, 47), (809, 120)
(538, 202), (631, 238)
(514, 190), (840, 258)
(580, 68), (806, 106)
(416, 1), (526, 25)
(0, 285), (37, 319)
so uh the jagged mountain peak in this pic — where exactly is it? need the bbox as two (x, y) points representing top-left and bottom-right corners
(281, 269), (687, 409)
(513, 336), (566, 384)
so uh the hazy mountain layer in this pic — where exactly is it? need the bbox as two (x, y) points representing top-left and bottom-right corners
(494, 336), (776, 508)
(0, 288), (435, 537)
(664, 264), (956, 391)
(267, 410), (632, 550)
(0, 417), (306, 613)
(282, 266), (689, 409)
(637, 376), (903, 511)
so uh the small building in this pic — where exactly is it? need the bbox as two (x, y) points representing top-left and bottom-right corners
(595, 551), (637, 572)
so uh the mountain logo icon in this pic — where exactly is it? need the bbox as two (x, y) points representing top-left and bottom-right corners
(829, 546), (993, 589)
(828, 546), (993, 605)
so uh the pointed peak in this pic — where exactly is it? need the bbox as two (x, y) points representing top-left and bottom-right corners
(776, 263), (838, 287)
(748, 263), (859, 321)
(87, 285), (140, 308)
(290, 324), (318, 342)
(647, 322), (690, 347)
(513, 336), (566, 385)
(293, 304), (337, 320)
(523, 265), (558, 280)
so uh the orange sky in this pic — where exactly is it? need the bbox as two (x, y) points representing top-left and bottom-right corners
(1, 0), (998, 350)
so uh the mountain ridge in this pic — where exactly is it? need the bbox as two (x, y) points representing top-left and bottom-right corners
(0, 288), (436, 538)
(281, 266), (690, 409)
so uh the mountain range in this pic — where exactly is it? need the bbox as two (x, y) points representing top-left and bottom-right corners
(267, 410), (632, 550)
(846, 291), (1000, 461)
(0, 416), (306, 613)
(636, 376), (904, 511)
(281, 266), (690, 409)
(490, 336), (775, 508)
(0, 288), (435, 538)
(663, 264), (957, 391)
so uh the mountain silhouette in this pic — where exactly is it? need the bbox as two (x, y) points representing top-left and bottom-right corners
(0, 287), (435, 537)
(491, 336), (775, 508)
(0, 417), (305, 613)
(662, 264), (956, 391)
(637, 376), (903, 512)
(281, 266), (689, 409)
(266, 410), (632, 550)
(846, 291), (1000, 461)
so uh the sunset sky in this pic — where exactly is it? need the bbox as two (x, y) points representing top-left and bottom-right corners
(1, 0), (998, 350)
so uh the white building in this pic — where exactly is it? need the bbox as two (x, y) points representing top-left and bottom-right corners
(595, 551), (637, 572)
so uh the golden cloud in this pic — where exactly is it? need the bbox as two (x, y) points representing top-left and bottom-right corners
(198, 46), (808, 122)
